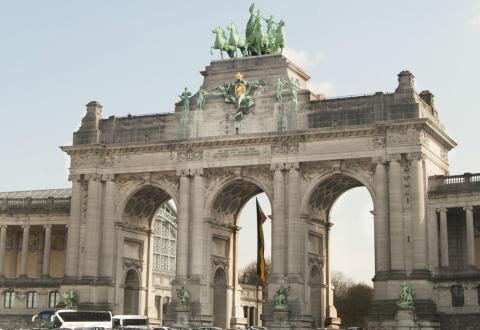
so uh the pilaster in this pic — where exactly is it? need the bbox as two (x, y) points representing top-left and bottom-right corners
(176, 168), (191, 281)
(191, 168), (205, 278)
(271, 162), (286, 281)
(83, 173), (102, 278)
(373, 157), (390, 274)
(101, 174), (117, 277)
(65, 174), (82, 277)
(388, 154), (405, 273)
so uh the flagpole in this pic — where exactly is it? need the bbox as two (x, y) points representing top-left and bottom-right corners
(256, 280), (259, 326)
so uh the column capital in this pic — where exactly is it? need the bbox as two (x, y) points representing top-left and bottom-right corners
(192, 168), (203, 176)
(68, 174), (82, 182)
(43, 224), (53, 229)
(372, 156), (388, 165)
(436, 207), (448, 213)
(407, 152), (426, 162)
(463, 205), (474, 212)
(286, 162), (300, 170)
(101, 174), (116, 182)
(22, 224), (31, 230)
(176, 168), (190, 177)
(84, 173), (99, 181)
(270, 163), (286, 171)
(386, 154), (402, 162)
(0, 224), (7, 229)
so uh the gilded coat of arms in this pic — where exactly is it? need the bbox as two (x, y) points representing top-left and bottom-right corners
(212, 72), (265, 120)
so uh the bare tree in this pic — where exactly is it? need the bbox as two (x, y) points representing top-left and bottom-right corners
(238, 258), (271, 285)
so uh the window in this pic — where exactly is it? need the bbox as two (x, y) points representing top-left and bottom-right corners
(452, 285), (464, 307)
(26, 291), (38, 309)
(4, 291), (15, 308)
(49, 291), (60, 308)
(152, 203), (177, 273)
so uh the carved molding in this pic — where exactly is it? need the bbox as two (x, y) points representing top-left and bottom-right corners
(212, 256), (230, 271)
(123, 257), (143, 271)
(176, 149), (203, 161)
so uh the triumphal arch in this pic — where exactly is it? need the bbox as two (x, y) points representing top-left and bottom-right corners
(2, 6), (480, 330)
(58, 48), (456, 329)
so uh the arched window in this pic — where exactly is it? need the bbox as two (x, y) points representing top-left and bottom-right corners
(152, 203), (177, 273)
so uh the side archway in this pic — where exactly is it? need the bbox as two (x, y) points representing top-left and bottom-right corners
(124, 269), (141, 314)
(213, 267), (228, 329)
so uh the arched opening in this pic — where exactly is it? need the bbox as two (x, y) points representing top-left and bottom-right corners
(209, 178), (272, 328)
(121, 184), (177, 320)
(307, 173), (374, 328)
(310, 265), (324, 328)
(124, 269), (140, 314)
(213, 267), (228, 328)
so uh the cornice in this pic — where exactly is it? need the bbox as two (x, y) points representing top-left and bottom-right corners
(60, 118), (456, 156)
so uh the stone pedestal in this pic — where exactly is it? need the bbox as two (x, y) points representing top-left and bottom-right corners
(174, 307), (191, 327)
(230, 317), (248, 328)
(271, 307), (292, 330)
(394, 305), (418, 330)
(326, 317), (341, 330)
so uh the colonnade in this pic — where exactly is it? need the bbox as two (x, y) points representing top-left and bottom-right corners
(0, 223), (66, 278)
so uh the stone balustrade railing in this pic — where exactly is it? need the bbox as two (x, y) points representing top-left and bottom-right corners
(429, 173), (480, 194)
(0, 197), (71, 213)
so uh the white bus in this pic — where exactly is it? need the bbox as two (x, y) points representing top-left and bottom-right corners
(51, 309), (112, 329)
(112, 315), (148, 329)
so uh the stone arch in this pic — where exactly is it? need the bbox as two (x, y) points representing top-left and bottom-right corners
(124, 268), (141, 314)
(300, 169), (375, 217)
(205, 171), (273, 221)
(213, 267), (228, 329)
(116, 181), (179, 224)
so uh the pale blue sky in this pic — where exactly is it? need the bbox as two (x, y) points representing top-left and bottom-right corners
(1, 1), (479, 283)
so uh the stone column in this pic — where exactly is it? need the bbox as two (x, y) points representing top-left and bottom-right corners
(287, 162), (302, 279)
(464, 206), (476, 270)
(388, 155), (405, 272)
(84, 173), (101, 277)
(271, 163), (286, 279)
(20, 224), (30, 277)
(42, 224), (52, 277)
(427, 208), (439, 272)
(65, 174), (82, 277)
(101, 174), (116, 277)
(438, 208), (449, 268)
(0, 225), (7, 277)
(409, 152), (428, 272)
(191, 168), (204, 277)
(373, 158), (389, 274)
(176, 169), (190, 280)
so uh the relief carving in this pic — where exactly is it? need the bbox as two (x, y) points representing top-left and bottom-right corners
(123, 257), (143, 271)
(176, 149), (203, 161)
(401, 159), (411, 208)
(271, 141), (299, 154)
(387, 130), (419, 146)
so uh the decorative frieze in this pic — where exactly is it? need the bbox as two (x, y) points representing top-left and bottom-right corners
(176, 149), (203, 161)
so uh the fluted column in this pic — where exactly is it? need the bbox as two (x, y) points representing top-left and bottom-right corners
(373, 158), (389, 274)
(101, 174), (116, 277)
(388, 155), (405, 272)
(271, 163), (286, 279)
(65, 174), (82, 277)
(176, 169), (190, 280)
(409, 152), (428, 272)
(191, 168), (204, 277)
(0, 225), (7, 277)
(42, 225), (52, 277)
(438, 208), (449, 268)
(20, 224), (30, 277)
(464, 206), (476, 269)
(287, 162), (302, 279)
(84, 173), (101, 277)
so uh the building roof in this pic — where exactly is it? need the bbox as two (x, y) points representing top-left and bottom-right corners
(0, 188), (72, 199)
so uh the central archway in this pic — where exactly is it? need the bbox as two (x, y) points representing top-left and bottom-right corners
(207, 177), (272, 328)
